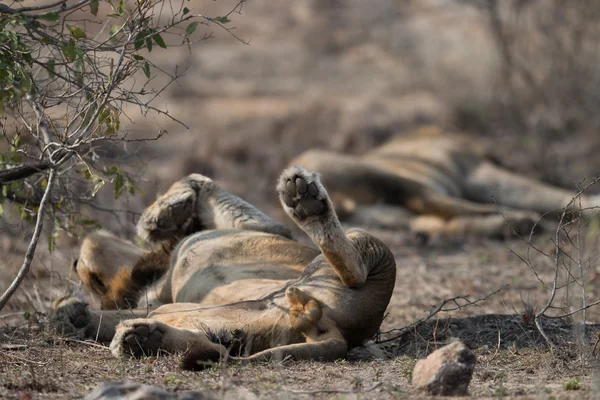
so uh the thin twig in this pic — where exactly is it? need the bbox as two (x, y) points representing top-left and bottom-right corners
(377, 286), (508, 344)
(290, 382), (382, 394)
(62, 338), (110, 351)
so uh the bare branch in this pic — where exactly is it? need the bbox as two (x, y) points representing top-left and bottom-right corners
(0, 168), (56, 311)
(0, 162), (50, 184)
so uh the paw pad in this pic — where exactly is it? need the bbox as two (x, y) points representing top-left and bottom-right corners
(113, 323), (164, 358)
(279, 168), (327, 221)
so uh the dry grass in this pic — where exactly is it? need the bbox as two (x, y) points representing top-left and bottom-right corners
(2, 231), (600, 398)
(0, 319), (598, 399)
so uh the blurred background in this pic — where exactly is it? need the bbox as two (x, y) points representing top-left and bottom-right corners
(3, 0), (600, 320)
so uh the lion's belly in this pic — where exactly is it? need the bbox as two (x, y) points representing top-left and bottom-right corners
(168, 229), (319, 304)
(173, 266), (293, 304)
(363, 155), (463, 197)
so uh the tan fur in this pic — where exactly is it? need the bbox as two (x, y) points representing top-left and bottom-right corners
(99, 250), (172, 310)
(51, 167), (396, 368)
(289, 125), (600, 240)
(76, 230), (149, 299)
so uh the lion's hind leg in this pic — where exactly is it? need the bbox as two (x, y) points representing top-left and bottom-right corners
(277, 166), (367, 287)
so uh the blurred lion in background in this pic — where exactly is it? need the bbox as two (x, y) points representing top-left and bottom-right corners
(291, 126), (600, 241)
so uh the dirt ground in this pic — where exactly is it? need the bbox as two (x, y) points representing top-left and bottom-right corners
(3, 230), (600, 399)
(3, 0), (600, 398)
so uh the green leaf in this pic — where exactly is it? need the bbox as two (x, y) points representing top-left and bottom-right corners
(19, 72), (31, 93)
(67, 24), (87, 39)
(153, 33), (167, 49)
(90, 0), (99, 16)
(126, 180), (142, 196)
(186, 21), (199, 35)
(132, 54), (144, 61)
(214, 16), (231, 24)
(47, 58), (55, 77)
(183, 7), (190, 15)
(19, 205), (32, 222)
(92, 178), (105, 197)
(98, 107), (111, 125)
(47, 231), (56, 253)
(134, 35), (145, 50)
(82, 219), (100, 227)
(113, 174), (124, 199)
(62, 40), (77, 62)
(145, 38), (153, 52)
(38, 13), (60, 22)
(0, 203), (3, 218)
(143, 62), (151, 78)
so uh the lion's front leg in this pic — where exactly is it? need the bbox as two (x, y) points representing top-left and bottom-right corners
(50, 296), (146, 343)
(137, 173), (291, 245)
(110, 318), (225, 363)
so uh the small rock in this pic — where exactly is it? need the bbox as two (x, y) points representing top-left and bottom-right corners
(84, 382), (259, 400)
(84, 381), (215, 400)
(411, 340), (476, 396)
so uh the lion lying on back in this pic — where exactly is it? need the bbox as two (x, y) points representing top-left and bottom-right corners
(291, 126), (600, 240)
(51, 167), (396, 368)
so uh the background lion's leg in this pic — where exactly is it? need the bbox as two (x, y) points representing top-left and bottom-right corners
(411, 192), (516, 217)
(409, 192), (542, 232)
(137, 173), (291, 245)
(464, 161), (595, 214)
(410, 213), (541, 242)
(340, 204), (413, 230)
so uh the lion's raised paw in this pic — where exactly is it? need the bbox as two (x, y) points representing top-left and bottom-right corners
(277, 166), (329, 221)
